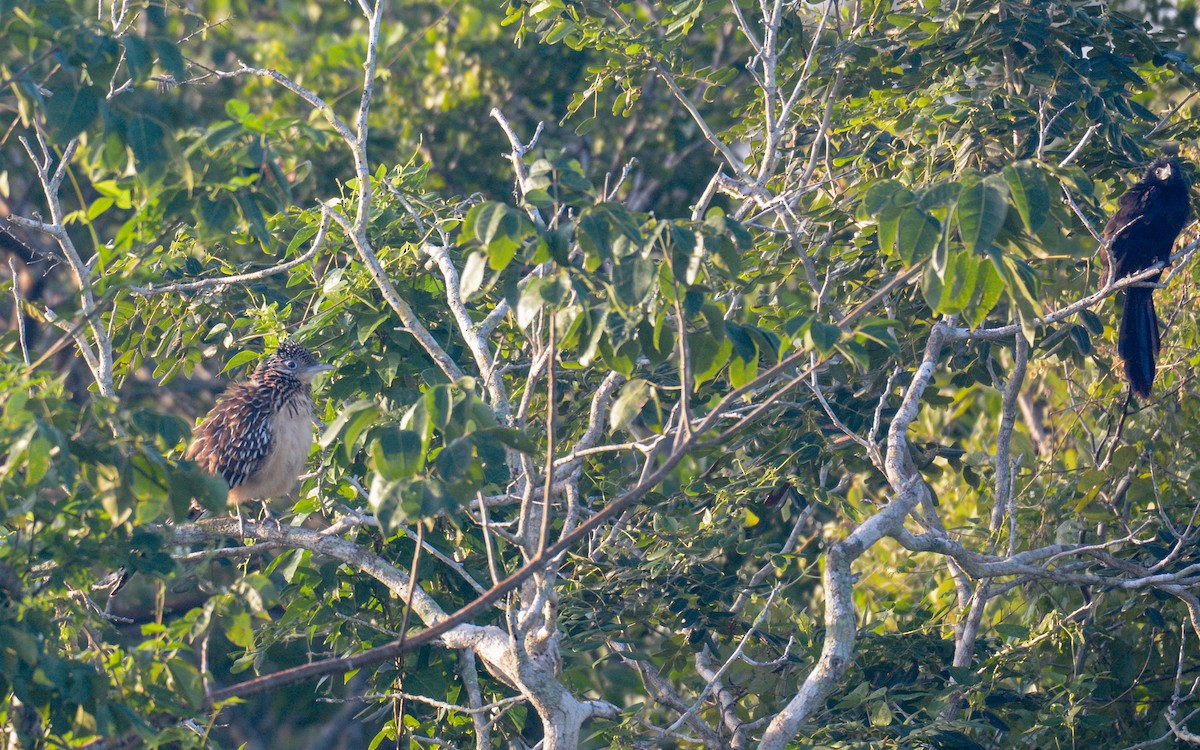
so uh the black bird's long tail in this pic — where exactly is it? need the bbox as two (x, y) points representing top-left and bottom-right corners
(1118, 286), (1160, 398)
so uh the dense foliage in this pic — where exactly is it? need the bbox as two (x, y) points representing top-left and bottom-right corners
(4, 0), (1200, 748)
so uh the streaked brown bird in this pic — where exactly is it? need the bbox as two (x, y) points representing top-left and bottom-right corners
(96, 341), (333, 600)
(187, 340), (334, 527)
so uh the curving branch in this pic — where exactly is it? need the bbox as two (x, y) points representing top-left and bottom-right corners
(176, 516), (619, 748)
(211, 64), (355, 143)
(10, 133), (114, 396)
(423, 243), (510, 421)
(759, 320), (950, 750)
(130, 207), (333, 296)
(947, 235), (1200, 342)
(175, 518), (457, 628)
(206, 12), (465, 384)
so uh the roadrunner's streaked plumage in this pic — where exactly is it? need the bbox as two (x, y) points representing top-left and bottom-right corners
(96, 342), (333, 601)
(187, 341), (334, 526)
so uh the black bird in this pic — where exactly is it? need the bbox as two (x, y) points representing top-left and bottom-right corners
(1102, 156), (1190, 398)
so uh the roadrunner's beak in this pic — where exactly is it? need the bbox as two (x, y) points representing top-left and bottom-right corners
(298, 362), (336, 381)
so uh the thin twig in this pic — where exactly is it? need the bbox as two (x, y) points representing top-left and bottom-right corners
(8, 257), (30, 366)
(131, 207), (333, 295)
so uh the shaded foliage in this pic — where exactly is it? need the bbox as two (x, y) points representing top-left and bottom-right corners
(3, 0), (1200, 748)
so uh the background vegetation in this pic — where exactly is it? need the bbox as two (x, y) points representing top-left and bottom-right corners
(4, 0), (1200, 748)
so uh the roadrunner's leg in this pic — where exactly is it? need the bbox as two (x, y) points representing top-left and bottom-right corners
(259, 501), (283, 532)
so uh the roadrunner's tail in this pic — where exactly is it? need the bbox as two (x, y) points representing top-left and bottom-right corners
(1118, 286), (1161, 398)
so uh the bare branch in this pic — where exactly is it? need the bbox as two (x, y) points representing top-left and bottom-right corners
(327, 210), (465, 383)
(760, 321), (950, 750)
(489, 108), (546, 228)
(423, 243), (510, 420)
(15, 134), (113, 396)
(948, 236), (1200, 342)
(130, 207), (333, 296)
(9, 257), (30, 366)
(655, 65), (749, 182)
(214, 64), (355, 143)
(1059, 123), (1099, 168)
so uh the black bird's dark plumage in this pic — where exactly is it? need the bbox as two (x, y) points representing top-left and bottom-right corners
(1102, 157), (1190, 398)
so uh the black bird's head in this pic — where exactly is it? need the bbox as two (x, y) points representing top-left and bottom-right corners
(255, 341), (335, 384)
(1143, 156), (1186, 188)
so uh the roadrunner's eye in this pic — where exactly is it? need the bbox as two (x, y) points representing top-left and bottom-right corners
(287, 360), (297, 369)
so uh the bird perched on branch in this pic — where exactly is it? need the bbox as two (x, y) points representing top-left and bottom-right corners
(1102, 156), (1190, 398)
(186, 341), (334, 528)
(96, 342), (333, 600)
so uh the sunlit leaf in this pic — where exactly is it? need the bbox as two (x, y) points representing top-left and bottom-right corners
(958, 175), (1009, 253)
(1003, 160), (1050, 232)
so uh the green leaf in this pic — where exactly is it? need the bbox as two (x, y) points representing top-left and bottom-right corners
(921, 262), (943, 311)
(545, 19), (575, 44)
(996, 253), (1043, 317)
(918, 180), (959, 210)
(947, 666), (980, 686)
(477, 427), (537, 453)
(877, 211), (899, 255)
(225, 99), (250, 120)
(868, 699), (894, 727)
(468, 202), (520, 246)
(728, 354), (758, 388)
(838, 344), (872, 375)
(931, 223), (949, 277)
(637, 317), (673, 366)
(1003, 161), (1050, 232)
(992, 253), (1043, 344)
(807, 321), (842, 354)
(967, 260), (1005, 328)
(151, 38), (186, 81)
(224, 612), (255, 648)
(957, 175), (1009, 253)
(434, 436), (475, 483)
(854, 318), (902, 355)
(459, 250), (488, 300)
(690, 333), (732, 388)
(859, 179), (913, 219)
(683, 231), (705, 285)
(427, 384), (454, 430)
(517, 276), (548, 329)
(896, 208), (939, 264)
(370, 428), (424, 479)
(122, 36), (153, 82)
(319, 399), (379, 449)
(612, 254), (655, 307)
(725, 322), (758, 363)
(938, 250), (980, 313)
(487, 238), (518, 272)
(610, 379), (653, 432)
(578, 206), (615, 264)
(170, 461), (229, 517)
(219, 350), (259, 374)
(1070, 324), (1092, 355)
(45, 85), (100, 144)
(463, 202), (532, 271)
(995, 623), (1030, 639)
(368, 475), (406, 531)
(372, 478), (458, 528)
(600, 336), (637, 378)
(1079, 308), (1104, 336)
(167, 660), (205, 709)
(342, 403), (385, 455)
